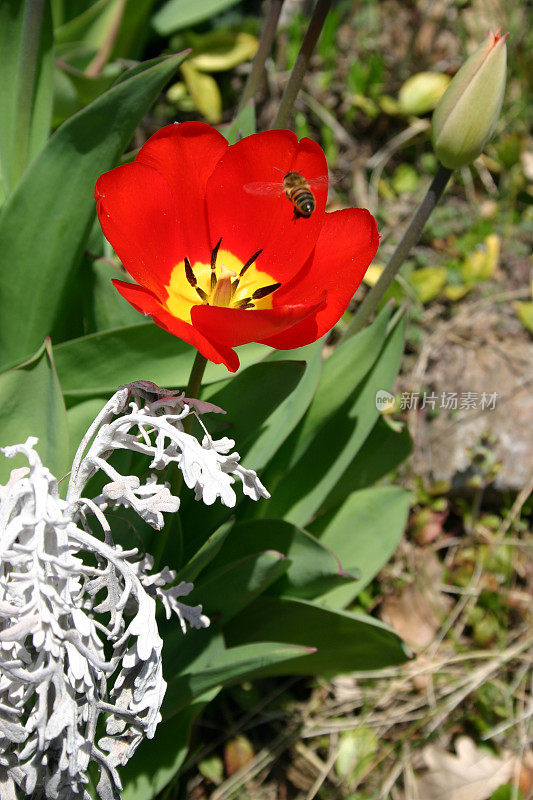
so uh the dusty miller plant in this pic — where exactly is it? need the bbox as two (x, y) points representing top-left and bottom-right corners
(0, 381), (269, 800)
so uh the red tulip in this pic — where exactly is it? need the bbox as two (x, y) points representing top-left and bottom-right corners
(95, 122), (378, 372)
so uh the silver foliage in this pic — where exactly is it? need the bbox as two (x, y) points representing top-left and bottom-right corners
(0, 382), (269, 799)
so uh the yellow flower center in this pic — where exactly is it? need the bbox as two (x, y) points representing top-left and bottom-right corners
(164, 241), (280, 324)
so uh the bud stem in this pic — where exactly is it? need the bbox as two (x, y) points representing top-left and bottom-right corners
(272, 0), (334, 129)
(341, 164), (453, 341)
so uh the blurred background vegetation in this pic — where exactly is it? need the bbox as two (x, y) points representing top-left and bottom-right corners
(20, 0), (533, 797)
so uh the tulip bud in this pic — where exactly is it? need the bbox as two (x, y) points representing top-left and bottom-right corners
(431, 29), (507, 169)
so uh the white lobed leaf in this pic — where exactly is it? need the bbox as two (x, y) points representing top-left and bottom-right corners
(0, 381), (270, 799)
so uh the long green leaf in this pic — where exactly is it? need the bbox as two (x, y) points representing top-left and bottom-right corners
(84, 258), (140, 332)
(0, 339), (69, 485)
(175, 344), (322, 559)
(257, 313), (406, 526)
(164, 640), (310, 717)
(242, 341), (323, 470)
(222, 99), (256, 145)
(202, 360), (307, 455)
(207, 518), (352, 600)
(291, 303), (393, 464)
(152, 0), (241, 35)
(226, 597), (408, 675)
(0, 0), (54, 193)
(53, 324), (270, 398)
(187, 551), (290, 623)
(173, 521), (232, 584)
(54, 0), (120, 48)
(120, 690), (219, 800)
(309, 486), (412, 609)
(320, 416), (412, 513)
(0, 53), (186, 367)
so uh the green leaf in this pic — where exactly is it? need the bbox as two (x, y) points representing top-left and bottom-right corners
(85, 257), (140, 332)
(152, 0), (242, 35)
(226, 597), (408, 674)
(52, 60), (123, 126)
(0, 340), (69, 486)
(112, 0), (159, 60)
(175, 348), (321, 559)
(174, 521), (232, 583)
(120, 690), (219, 800)
(242, 342), (323, 470)
(181, 60), (222, 124)
(189, 31), (259, 73)
(187, 551), (290, 623)
(517, 301), (533, 334)
(258, 313), (406, 526)
(202, 360), (307, 456)
(0, 53), (187, 367)
(164, 637), (310, 717)
(335, 728), (378, 781)
(52, 324), (270, 398)
(222, 99), (256, 145)
(0, 0), (54, 193)
(320, 416), (412, 512)
(291, 303), (393, 463)
(207, 518), (351, 600)
(54, 0), (120, 49)
(65, 395), (108, 464)
(408, 266), (447, 304)
(309, 486), (412, 608)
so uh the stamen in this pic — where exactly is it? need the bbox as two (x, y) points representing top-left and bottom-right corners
(252, 282), (281, 300)
(230, 278), (240, 297)
(211, 238), (222, 292)
(195, 287), (208, 302)
(239, 249), (263, 277)
(211, 238), (222, 270)
(235, 297), (253, 309)
(184, 257), (197, 287)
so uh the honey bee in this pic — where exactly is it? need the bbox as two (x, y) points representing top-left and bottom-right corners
(244, 169), (329, 219)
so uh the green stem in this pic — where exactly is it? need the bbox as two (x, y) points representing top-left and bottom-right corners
(153, 351), (207, 569)
(341, 165), (453, 342)
(272, 0), (333, 129)
(237, 0), (285, 114)
(183, 350), (208, 434)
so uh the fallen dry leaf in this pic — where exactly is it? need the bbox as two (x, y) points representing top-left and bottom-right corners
(224, 735), (254, 776)
(415, 736), (514, 800)
(381, 550), (451, 649)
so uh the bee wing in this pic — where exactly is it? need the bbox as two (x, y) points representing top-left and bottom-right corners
(243, 181), (284, 196)
(307, 175), (332, 188)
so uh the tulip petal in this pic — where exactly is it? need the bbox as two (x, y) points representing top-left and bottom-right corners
(96, 163), (182, 297)
(205, 130), (328, 282)
(112, 280), (239, 371)
(135, 122), (228, 262)
(262, 208), (379, 348)
(191, 295), (326, 347)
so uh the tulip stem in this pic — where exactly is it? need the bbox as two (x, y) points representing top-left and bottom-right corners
(341, 164), (453, 341)
(237, 0), (285, 114)
(272, 0), (334, 129)
(183, 350), (208, 434)
(154, 350), (208, 569)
